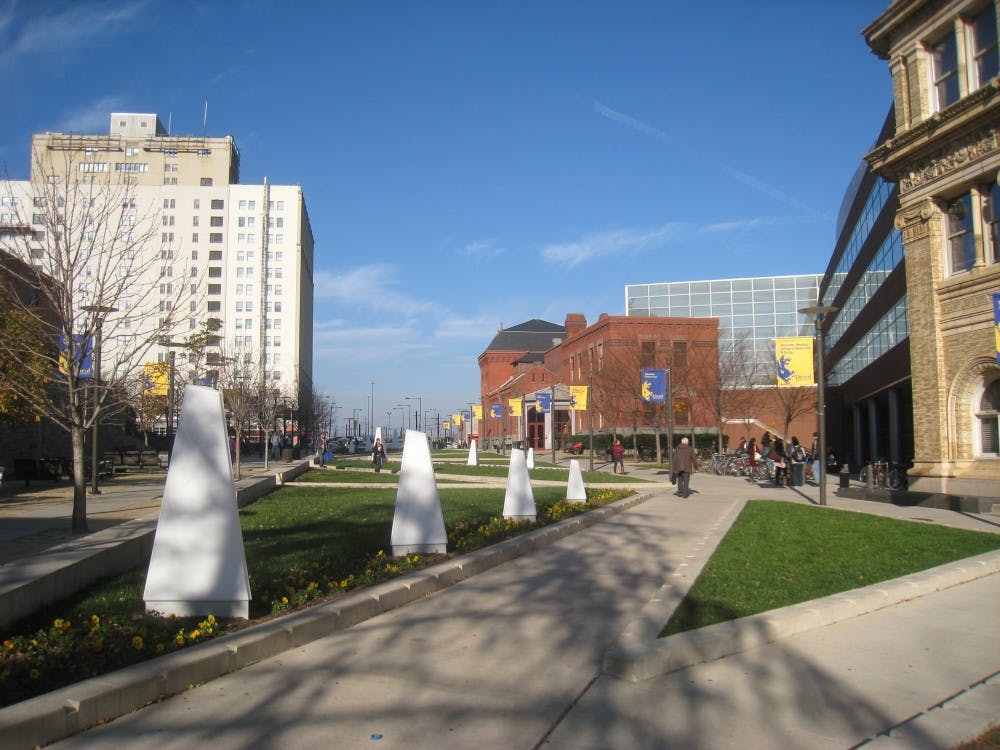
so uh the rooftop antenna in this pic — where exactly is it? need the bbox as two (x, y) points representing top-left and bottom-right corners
(167, 112), (172, 135)
(203, 100), (208, 135)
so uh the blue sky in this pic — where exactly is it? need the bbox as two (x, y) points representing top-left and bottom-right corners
(0, 0), (891, 432)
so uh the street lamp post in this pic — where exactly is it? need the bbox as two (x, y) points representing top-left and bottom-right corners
(393, 405), (405, 440)
(405, 396), (421, 431)
(83, 305), (117, 495)
(799, 305), (839, 507)
(159, 338), (187, 445)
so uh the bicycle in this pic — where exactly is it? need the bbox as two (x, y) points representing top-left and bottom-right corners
(860, 459), (907, 490)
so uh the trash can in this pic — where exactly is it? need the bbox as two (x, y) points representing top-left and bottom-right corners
(281, 447), (294, 462)
(789, 461), (805, 487)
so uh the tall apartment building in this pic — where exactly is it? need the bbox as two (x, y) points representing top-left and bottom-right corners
(2, 113), (314, 427)
(864, 0), (1000, 498)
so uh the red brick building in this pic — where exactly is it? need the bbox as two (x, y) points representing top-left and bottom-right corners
(477, 313), (720, 449)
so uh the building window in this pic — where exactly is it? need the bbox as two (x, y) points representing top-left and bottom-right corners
(972, 4), (999, 89)
(209, 250), (222, 260)
(946, 193), (975, 274)
(201, 178), (213, 187)
(207, 301), (221, 312)
(78, 162), (108, 173)
(987, 182), (1000, 265)
(932, 29), (960, 110)
(977, 378), (1000, 456)
(209, 232), (223, 243)
(163, 198), (175, 209)
(210, 216), (223, 227)
(208, 267), (222, 278)
(211, 199), (224, 209)
(115, 162), (148, 173)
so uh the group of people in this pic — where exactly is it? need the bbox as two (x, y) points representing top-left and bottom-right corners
(734, 431), (837, 486)
(609, 437), (699, 498)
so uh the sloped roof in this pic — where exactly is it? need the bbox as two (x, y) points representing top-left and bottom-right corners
(485, 319), (566, 352)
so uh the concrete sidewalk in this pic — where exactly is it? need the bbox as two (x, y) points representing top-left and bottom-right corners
(0, 464), (991, 749)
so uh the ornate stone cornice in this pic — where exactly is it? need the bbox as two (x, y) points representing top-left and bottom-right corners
(866, 80), (1000, 181)
(899, 126), (1000, 192)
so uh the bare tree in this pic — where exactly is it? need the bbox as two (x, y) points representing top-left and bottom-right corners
(0, 155), (190, 531)
(690, 331), (759, 452)
(217, 347), (260, 480)
(772, 385), (816, 442)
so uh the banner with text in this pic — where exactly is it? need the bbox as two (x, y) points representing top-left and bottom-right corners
(568, 385), (588, 411)
(535, 391), (551, 413)
(640, 369), (666, 403)
(508, 397), (523, 417)
(775, 337), (814, 386)
(490, 403), (504, 418)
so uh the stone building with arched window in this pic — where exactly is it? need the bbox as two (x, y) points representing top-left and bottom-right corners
(864, 0), (1000, 498)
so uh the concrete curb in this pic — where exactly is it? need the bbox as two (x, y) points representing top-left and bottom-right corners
(603, 549), (1000, 683)
(0, 491), (654, 750)
(0, 461), (312, 630)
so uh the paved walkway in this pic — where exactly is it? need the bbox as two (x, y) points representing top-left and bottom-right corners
(2, 458), (999, 749)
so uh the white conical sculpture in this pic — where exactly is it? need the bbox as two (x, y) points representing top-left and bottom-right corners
(526, 447), (535, 469)
(375, 426), (383, 443)
(144, 385), (251, 618)
(503, 448), (536, 522)
(566, 459), (587, 502)
(467, 438), (478, 466)
(391, 429), (447, 555)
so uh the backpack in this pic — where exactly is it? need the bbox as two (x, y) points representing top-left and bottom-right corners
(791, 444), (806, 462)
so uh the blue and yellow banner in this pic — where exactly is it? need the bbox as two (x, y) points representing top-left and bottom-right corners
(490, 403), (503, 418)
(535, 391), (551, 413)
(568, 385), (588, 411)
(143, 361), (169, 396)
(775, 337), (814, 386)
(993, 293), (1000, 364)
(58, 334), (94, 379)
(640, 369), (666, 403)
(452, 412), (463, 426)
(508, 397), (522, 417)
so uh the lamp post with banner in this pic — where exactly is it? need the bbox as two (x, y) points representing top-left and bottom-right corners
(82, 305), (117, 495)
(640, 368), (671, 464)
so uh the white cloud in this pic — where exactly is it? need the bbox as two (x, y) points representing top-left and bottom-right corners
(55, 96), (128, 134)
(432, 314), (499, 341)
(459, 238), (506, 262)
(540, 224), (685, 268)
(593, 99), (823, 218)
(0, 1), (151, 72)
(315, 265), (440, 317)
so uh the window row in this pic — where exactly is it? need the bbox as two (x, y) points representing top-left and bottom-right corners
(945, 181), (1000, 275)
(931, 3), (998, 112)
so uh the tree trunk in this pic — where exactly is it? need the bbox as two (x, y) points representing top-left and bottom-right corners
(71, 425), (88, 533)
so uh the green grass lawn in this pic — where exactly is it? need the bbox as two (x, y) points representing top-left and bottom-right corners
(1, 482), (628, 706)
(661, 500), (1000, 637)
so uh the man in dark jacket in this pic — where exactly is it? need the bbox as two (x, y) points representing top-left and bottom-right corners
(671, 437), (698, 498)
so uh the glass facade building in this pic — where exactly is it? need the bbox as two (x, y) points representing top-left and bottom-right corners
(820, 109), (911, 470)
(625, 274), (821, 383)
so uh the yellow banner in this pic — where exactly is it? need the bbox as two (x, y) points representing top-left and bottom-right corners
(508, 397), (522, 417)
(775, 337), (814, 386)
(442, 420), (451, 430)
(472, 404), (482, 420)
(143, 361), (169, 396)
(452, 412), (463, 426)
(568, 385), (588, 411)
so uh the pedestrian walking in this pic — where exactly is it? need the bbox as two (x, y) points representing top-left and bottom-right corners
(270, 432), (281, 460)
(671, 437), (698, 498)
(372, 437), (386, 473)
(611, 439), (626, 474)
(772, 437), (788, 486)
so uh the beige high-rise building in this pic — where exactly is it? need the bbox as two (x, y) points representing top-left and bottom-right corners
(3, 113), (314, 434)
(864, 1), (1000, 497)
